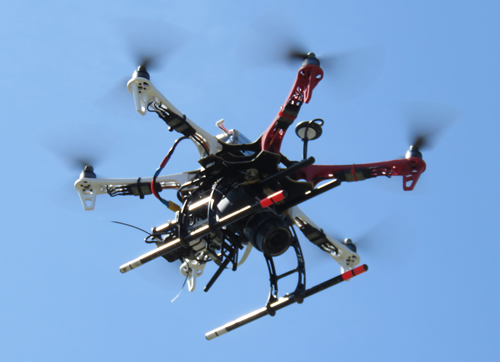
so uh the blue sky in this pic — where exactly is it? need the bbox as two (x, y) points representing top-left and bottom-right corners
(1, 1), (499, 361)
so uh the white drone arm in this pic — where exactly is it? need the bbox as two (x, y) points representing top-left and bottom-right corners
(127, 76), (222, 157)
(74, 171), (197, 211)
(288, 206), (361, 273)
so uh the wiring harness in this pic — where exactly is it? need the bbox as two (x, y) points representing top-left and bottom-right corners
(151, 136), (189, 211)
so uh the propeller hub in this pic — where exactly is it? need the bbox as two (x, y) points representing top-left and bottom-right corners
(342, 238), (357, 253)
(302, 52), (320, 67)
(132, 65), (150, 80)
(405, 145), (423, 159)
(80, 165), (96, 179)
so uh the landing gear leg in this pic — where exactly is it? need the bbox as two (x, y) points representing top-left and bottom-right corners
(264, 230), (306, 316)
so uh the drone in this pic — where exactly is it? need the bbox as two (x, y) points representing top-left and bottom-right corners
(74, 52), (426, 339)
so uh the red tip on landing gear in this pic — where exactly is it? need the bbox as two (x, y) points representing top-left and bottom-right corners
(341, 264), (369, 281)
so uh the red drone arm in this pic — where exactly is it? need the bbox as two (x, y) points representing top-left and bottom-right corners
(296, 157), (427, 191)
(260, 63), (324, 154)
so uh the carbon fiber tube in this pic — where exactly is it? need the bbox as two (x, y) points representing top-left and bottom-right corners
(205, 264), (368, 340)
(119, 191), (286, 274)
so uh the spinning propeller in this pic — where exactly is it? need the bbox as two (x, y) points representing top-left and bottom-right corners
(97, 21), (190, 115)
(404, 101), (461, 158)
(238, 17), (385, 99)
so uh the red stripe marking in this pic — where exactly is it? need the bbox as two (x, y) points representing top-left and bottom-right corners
(260, 198), (272, 208)
(259, 190), (285, 208)
(160, 156), (170, 168)
(270, 190), (285, 203)
(341, 264), (368, 280)
(351, 164), (358, 182)
(151, 180), (159, 199)
(341, 270), (355, 281)
(278, 107), (296, 120)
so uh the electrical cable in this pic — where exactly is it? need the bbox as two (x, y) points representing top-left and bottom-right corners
(193, 133), (210, 155)
(111, 220), (152, 236)
(151, 136), (189, 208)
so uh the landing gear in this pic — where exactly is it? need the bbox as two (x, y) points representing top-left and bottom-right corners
(265, 230), (306, 316)
(205, 262), (369, 340)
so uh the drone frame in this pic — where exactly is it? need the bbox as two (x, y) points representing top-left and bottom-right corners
(74, 52), (426, 339)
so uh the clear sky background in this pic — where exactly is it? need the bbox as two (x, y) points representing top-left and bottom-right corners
(1, 1), (499, 361)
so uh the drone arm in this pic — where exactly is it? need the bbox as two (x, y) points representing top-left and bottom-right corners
(74, 171), (197, 210)
(295, 157), (427, 191)
(288, 206), (360, 273)
(260, 63), (323, 154)
(127, 77), (221, 156)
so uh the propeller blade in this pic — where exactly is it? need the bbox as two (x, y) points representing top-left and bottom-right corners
(284, 42), (311, 63)
(95, 21), (191, 116)
(237, 16), (384, 98)
(287, 49), (310, 62)
(39, 122), (114, 177)
(318, 214), (413, 261)
(50, 144), (103, 173)
(120, 20), (190, 72)
(403, 101), (462, 150)
(320, 46), (385, 96)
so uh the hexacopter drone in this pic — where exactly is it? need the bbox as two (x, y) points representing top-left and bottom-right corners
(74, 52), (426, 339)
